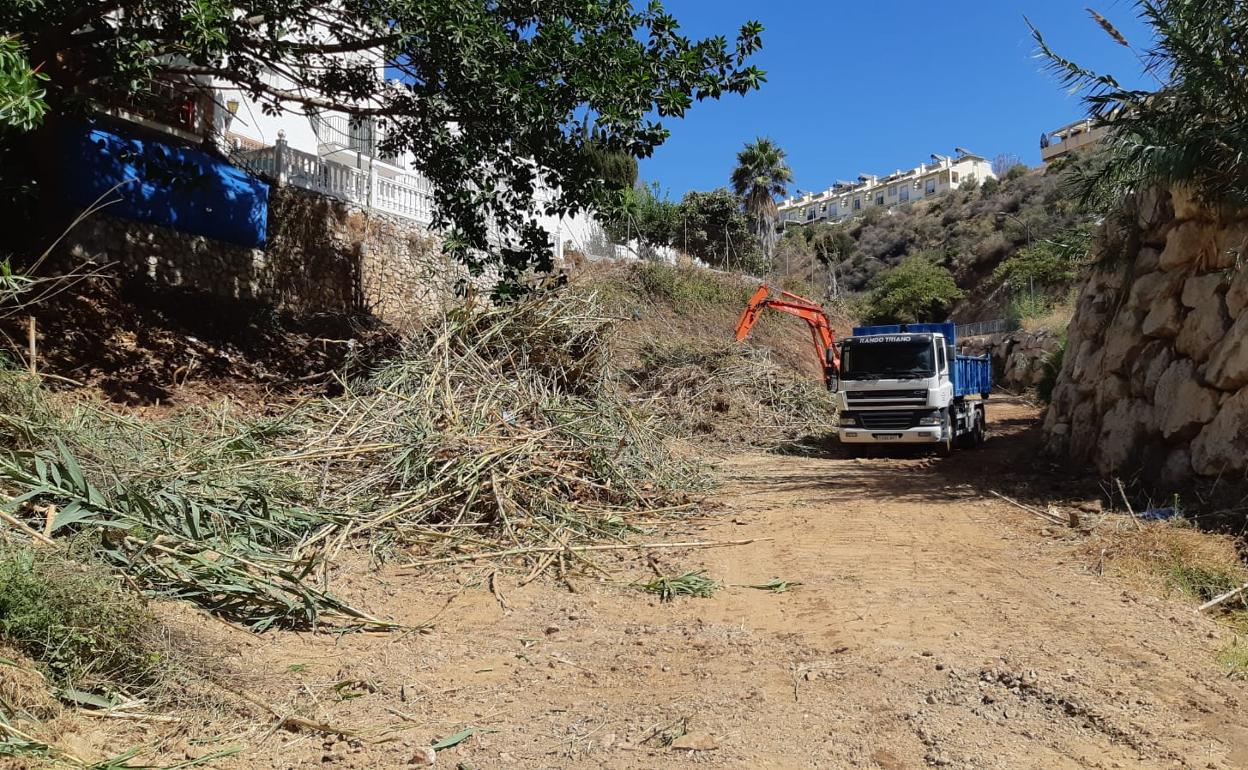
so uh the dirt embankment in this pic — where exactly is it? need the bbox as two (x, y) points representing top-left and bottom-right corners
(48, 398), (1248, 770)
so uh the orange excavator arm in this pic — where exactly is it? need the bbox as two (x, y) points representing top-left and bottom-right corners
(735, 284), (840, 386)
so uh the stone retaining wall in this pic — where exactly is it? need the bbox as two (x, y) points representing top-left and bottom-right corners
(960, 330), (1061, 390)
(1042, 186), (1248, 485)
(64, 185), (470, 327)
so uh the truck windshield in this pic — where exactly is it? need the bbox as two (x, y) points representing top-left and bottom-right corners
(841, 342), (935, 380)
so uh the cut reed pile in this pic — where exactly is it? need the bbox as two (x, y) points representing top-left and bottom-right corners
(0, 291), (704, 632)
(627, 341), (838, 446)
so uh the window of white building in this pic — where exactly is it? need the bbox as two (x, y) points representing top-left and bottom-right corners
(925, 178), (937, 195)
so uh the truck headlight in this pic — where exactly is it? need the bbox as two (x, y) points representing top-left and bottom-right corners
(918, 414), (942, 426)
(839, 416), (858, 427)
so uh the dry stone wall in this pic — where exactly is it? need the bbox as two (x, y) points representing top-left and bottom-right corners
(1043, 186), (1248, 485)
(960, 330), (1061, 390)
(64, 185), (472, 327)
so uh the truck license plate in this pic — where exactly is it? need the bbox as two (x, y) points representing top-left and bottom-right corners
(873, 433), (902, 440)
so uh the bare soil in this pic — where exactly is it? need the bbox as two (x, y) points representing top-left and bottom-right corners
(57, 398), (1248, 769)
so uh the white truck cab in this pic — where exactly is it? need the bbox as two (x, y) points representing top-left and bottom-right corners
(830, 323), (991, 454)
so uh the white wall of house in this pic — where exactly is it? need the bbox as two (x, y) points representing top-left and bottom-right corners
(212, 68), (622, 265)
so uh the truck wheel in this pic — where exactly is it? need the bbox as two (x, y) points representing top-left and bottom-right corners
(937, 411), (954, 457)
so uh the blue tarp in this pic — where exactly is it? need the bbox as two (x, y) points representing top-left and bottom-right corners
(61, 119), (268, 248)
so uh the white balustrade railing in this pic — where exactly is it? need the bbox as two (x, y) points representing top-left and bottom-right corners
(233, 138), (435, 226)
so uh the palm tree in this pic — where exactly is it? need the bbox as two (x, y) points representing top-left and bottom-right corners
(731, 137), (793, 264)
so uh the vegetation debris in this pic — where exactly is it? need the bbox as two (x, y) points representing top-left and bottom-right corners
(642, 570), (720, 601)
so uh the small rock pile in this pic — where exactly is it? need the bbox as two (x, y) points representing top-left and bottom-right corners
(1044, 185), (1248, 484)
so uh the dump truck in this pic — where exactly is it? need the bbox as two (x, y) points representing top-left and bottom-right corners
(735, 286), (991, 455)
(832, 323), (991, 454)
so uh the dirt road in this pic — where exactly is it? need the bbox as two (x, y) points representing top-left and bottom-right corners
(123, 399), (1248, 769)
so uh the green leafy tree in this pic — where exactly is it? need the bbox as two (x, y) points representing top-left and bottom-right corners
(582, 128), (639, 194)
(994, 225), (1091, 288)
(1030, 1), (1248, 208)
(678, 187), (761, 270)
(0, 1), (765, 281)
(601, 181), (680, 256)
(730, 137), (791, 261)
(866, 253), (964, 324)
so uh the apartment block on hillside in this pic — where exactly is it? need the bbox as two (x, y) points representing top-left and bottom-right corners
(1040, 117), (1108, 165)
(778, 151), (994, 227)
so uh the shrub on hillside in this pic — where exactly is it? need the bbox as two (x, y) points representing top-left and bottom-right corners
(994, 231), (1087, 289)
(1037, 338), (1066, 403)
(633, 263), (750, 310)
(865, 254), (964, 324)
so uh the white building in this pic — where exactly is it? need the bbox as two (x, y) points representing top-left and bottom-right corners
(777, 151), (994, 227)
(111, 52), (604, 264)
(1040, 118), (1108, 165)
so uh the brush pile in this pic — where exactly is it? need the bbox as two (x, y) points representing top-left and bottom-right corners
(0, 291), (703, 631)
(628, 340), (838, 446)
(289, 291), (704, 564)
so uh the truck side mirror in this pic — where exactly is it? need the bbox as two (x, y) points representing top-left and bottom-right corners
(826, 370), (839, 392)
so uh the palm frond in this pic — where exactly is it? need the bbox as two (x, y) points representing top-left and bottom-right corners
(1031, 1), (1248, 208)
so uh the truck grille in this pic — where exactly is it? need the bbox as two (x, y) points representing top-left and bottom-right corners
(857, 411), (920, 430)
(845, 389), (928, 408)
(846, 389), (926, 399)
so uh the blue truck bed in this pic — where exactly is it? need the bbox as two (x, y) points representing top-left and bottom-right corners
(850, 322), (992, 398)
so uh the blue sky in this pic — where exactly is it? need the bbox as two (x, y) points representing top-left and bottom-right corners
(639, 1), (1155, 198)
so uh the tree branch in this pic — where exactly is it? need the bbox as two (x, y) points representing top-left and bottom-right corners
(155, 66), (407, 117)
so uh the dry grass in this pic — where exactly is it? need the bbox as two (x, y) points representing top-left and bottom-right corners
(1018, 294), (1075, 335)
(628, 340), (837, 446)
(576, 262), (843, 446)
(1080, 519), (1248, 606)
(0, 288), (707, 634)
(0, 647), (59, 722)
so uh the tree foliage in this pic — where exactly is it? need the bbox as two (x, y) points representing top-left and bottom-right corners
(601, 181), (680, 253)
(1030, 0), (1248, 208)
(0, 35), (45, 131)
(993, 224), (1092, 288)
(678, 188), (762, 271)
(1, 0), (765, 281)
(865, 254), (964, 324)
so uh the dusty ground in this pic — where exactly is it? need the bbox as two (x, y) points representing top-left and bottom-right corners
(61, 398), (1248, 769)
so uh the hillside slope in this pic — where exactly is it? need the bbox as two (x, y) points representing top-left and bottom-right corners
(778, 158), (1099, 323)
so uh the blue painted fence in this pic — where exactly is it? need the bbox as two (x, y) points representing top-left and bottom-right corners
(61, 120), (269, 248)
